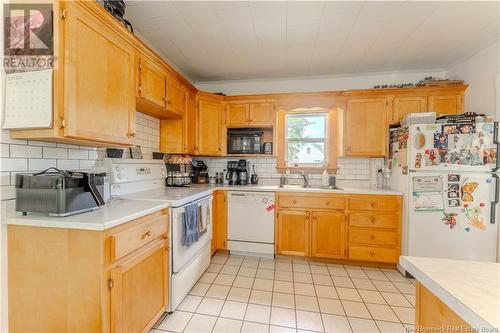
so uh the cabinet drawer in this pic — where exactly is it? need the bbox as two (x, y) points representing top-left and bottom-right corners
(348, 229), (398, 246)
(349, 195), (400, 211)
(349, 212), (399, 229)
(111, 214), (169, 261)
(348, 245), (399, 263)
(278, 194), (345, 210)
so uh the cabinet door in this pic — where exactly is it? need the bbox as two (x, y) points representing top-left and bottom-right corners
(160, 118), (183, 153)
(184, 91), (197, 154)
(139, 57), (166, 109)
(212, 190), (227, 251)
(63, 2), (135, 145)
(226, 104), (250, 127)
(197, 99), (223, 155)
(110, 239), (168, 333)
(250, 103), (275, 127)
(311, 211), (346, 259)
(428, 95), (463, 115)
(277, 210), (310, 256)
(392, 96), (427, 124)
(166, 73), (185, 116)
(345, 98), (388, 157)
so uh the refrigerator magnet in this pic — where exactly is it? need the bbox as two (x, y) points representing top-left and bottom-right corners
(441, 212), (457, 229)
(433, 133), (448, 148)
(448, 174), (460, 182)
(448, 199), (460, 207)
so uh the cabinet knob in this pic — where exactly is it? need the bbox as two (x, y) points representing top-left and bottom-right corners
(370, 218), (376, 223)
(127, 132), (136, 138)
(292, 200), (297, 204)
(371, 202), (376, 207)
(371, 235), (376, 241)
(370, 252), (375, 257)
(312, 216), (317, 221)
(326, 201), (330, 205)
(141, 231), (151, 239)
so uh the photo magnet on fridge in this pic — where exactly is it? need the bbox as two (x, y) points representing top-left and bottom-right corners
(457, 123), (475, 134)
(448, 174), (460, 182)
(448, 191), (459, 198)
(447, 183), (459, 192)
(433, 133), (448, 148)
(448, 199), (460, 207)
(443, 125), (458, 134)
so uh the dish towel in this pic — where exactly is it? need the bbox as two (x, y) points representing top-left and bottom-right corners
(183, 203), (199, 247)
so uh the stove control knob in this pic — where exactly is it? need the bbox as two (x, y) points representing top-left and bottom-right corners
(117, 173), (123, 179)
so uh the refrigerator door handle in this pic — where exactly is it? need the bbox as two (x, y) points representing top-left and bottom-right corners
(491, 174), (499, 224)
(493, 122), (499, 172)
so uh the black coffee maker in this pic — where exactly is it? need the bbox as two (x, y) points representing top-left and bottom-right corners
(191, 160), (209, 184)
(226, 159), (248, 185)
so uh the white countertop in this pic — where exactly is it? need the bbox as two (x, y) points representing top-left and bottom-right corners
(3, 199), (169, 231)
(400, 256), (500, 330)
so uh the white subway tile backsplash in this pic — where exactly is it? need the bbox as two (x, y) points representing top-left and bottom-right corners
(1, 172), (11, 186)
(10, 145), (42, 158)
(68, 149), (89, 159)
(79, 159), (98, 170)
(57, 159), (80, 170)
(56, 143), (80, 149)
(43, 147), (68, 159)
(27, 140), (57, 147)
(0, 158), (28, 172)
(29, 159), (56, 171)
(1, 144), (10, 158)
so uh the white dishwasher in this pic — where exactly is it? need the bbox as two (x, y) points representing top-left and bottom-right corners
(227, 191), (275, 257)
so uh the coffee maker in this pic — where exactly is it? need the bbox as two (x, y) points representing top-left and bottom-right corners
(191, 160), (209, 184)
(226, 159), (249, 185)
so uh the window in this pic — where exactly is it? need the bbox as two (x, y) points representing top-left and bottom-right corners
(284, 112), (328, 167)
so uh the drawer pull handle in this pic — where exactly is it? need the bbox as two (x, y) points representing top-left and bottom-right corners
(142, 231), (151, 239)
(371, 236), (376, 240)
(371, 202), (376, 207)
(370, 252), (375, 257)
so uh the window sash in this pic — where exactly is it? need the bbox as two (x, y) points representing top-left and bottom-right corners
(285, 113), (327, 140)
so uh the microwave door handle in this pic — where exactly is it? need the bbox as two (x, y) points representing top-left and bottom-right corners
(491, 174), (499, 224)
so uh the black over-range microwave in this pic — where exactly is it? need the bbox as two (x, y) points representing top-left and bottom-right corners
(227, 129), (263, 154)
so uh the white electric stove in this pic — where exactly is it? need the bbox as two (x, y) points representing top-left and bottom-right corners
(104, 158), (213, 312)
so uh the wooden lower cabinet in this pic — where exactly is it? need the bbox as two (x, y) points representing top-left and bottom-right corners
(311, 211), (346, 259)
(276, 209), (310, 256)
(7, 209), (169, 333)
(212, 190), (227, 252)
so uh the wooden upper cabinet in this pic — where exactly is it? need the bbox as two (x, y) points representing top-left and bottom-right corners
(428, 94), (463, 115)
(311, 211), (346, 259)
(226, 103), (250, 127)
(197, 97), (224, 155)
(250, 102), (275, 127)
(138, 56), (166, 109)
(277, 210), (310, 257)
(166, 74), (185, 116)
(110, 239), (168, 333)
(391, 96), (427, 124)
(63, 1), (135, 145)
(344, 97), (389, 157)
(184, 91), (197, 154)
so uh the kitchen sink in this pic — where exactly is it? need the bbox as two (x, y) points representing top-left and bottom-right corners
(279, 184), (306, 189)
(279, 184), (343, 191)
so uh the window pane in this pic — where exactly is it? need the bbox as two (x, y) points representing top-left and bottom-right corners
(287, 141), (325, 165)
(286, 114), (326, 139)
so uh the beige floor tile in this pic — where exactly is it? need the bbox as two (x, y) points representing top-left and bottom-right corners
(376, 320), (407, 333)
(275, 270), (294, 282)
(242, 258), (260, 268)
(276, 262), (293, 272)
(255, 278), (275, 291)
(295, 295), (319, 312)
(272, 292), (295, 309)
(372, 280), (399, 293)
(381, 292), (412, 308)
(352, 278), (377, 291)
(296, 310), (324, 332)
(212, 256), (228, 265)
(318, 298), (344, 315)
(206, 284), (231, 299)
(199, 272), (218, 284)
(342, 301), (371, 319)
(294, 283), (316, 296)
(257, 269), (275, 280)
(364, 270), (389, 281)
(189, 282), (211, 297)
(245, 304), (272, 324)
(313, 274), (333, 286)
(365, 304), (399, 322)
(270, 307), (296, 328)
(346, 268), (369, 279)
(404, 294), (416, 307)
(336, 287), (362, 302)
(207, 263), (223, 273)
(239, 266), (258, 278)
(184, 313), (217, 333)
(383, 271), (409, 283)
(310, 263), (329, 275)
(221, 264), (240, 275)
(250, 289), (273, 306)
(294, 272), (313, 283)
(233, 276), (255, 289)
(321, 314), (352, 333)
(293, 263), (311, 273)
(259, 260), (276, 270)
(328, 266), (349, 277)
(157, 311), (192, 332)
(196, 297), (225, 316)
(220, 300), (248, 320)
(241, 321), (270, 333)
(358, 290), (386, 305)
(315, 285), (338, 299)
(226, 257), (244, 266)
(391, 306), (415, 324)
(213, 317), (243, 333)
(270, 325), (297, 333)
(177, 295), (203, 312)
(393, 282), (415, 295)
(348, 317), (380, 333)
(274, 280), (294, 294)
(214, 273), (236, 286)
(332, 276), (355, 289)
(227, 287), (251, 302)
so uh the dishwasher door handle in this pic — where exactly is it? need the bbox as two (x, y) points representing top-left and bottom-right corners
(231, 193), (246, 197)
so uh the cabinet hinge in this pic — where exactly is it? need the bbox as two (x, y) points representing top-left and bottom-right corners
(60, 9), (66, 20)
(107, 279), (114, 290)
(139, 63), (142, 70)
(138, 85), (142, 93)
(60, 118), (66, 129)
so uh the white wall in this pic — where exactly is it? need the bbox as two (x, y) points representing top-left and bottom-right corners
(194, 69), (446, 96)
(446, 42), (500, 118)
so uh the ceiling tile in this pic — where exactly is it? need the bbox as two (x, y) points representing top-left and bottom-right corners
(249, 2), (286, 19)
(286, 1), (325, 27)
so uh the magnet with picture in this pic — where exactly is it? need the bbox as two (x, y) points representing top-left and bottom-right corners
(448, 199), (460, 207)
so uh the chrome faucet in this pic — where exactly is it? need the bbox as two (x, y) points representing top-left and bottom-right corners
(300, 171), (309, 188)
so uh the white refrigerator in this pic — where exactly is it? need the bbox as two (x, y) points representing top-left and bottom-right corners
(390, 122), (499, 272)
